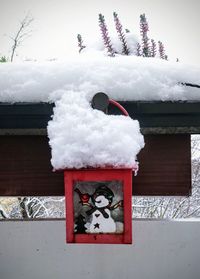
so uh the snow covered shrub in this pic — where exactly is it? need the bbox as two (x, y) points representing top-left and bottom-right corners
(77, 12), (168, 60)
(0, 56), (8, 63)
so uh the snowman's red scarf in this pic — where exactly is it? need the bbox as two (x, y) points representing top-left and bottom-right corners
(86, 206), (109, 219)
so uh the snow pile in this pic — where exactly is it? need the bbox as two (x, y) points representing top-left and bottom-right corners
(47, 91), (144, 169)
(0, 52), (200, 103)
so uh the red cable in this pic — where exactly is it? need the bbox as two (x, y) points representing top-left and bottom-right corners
(109, 99), (129, 116)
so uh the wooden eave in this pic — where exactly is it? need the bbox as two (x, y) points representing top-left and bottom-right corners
(0, 101), (200, 134)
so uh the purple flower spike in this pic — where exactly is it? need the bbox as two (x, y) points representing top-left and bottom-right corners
(99, 13), (115, 57)
(113, 12), (130, 55)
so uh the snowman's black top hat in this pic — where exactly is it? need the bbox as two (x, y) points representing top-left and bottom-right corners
(93, 185), (114, 204)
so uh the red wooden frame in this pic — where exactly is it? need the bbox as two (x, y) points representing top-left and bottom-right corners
(64, 168), (133, 244)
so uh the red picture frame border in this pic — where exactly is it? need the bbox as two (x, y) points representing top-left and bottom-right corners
(64, 168), (133, 244)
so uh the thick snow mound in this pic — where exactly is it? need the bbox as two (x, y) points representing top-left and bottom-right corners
(47, 91), (144, 169)
(0, 52), (200, 103)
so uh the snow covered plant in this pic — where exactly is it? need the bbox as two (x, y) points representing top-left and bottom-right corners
(158, 41), (168, 60)
(0, 56), (8, 63)
(140, 13), (150, 57)
(77, 12), (168, 60)
(77, 34), (86, 53)
(113, 12), (130, 55)
(98, 13), (116, 57)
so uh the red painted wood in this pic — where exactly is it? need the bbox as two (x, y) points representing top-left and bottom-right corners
(74, 234), (124, 244)
(64, 172), (74, 243)
(123, 170), (132, 244)
(64, 168), (133, 244)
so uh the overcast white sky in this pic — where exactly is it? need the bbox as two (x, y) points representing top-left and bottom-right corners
(0, 0), (200, 65)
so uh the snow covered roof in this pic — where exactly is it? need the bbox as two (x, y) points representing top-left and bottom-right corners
(1, 52), (200, 169)
(0, 52), (200, 103)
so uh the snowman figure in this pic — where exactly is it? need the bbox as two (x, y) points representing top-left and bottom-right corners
(86, 185), (116, 233)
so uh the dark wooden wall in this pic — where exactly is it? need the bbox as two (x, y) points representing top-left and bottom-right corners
(0, 135), (191, 196)
(133, 135), (191, 195)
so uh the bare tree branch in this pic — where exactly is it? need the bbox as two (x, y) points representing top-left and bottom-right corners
(10, 13), (34, 62)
